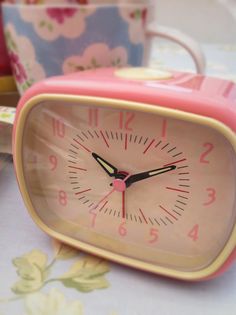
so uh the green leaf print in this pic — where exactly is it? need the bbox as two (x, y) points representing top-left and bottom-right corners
(4, 30), (17, 52)
(47, 23), (53, 32)
(0, 242), (110, 307)
(52, 239), (79, 260)
(58, 255), (110, 292)
(24, 289), (83, 315)
(11, 250), (48, 294)
(91, 58), (100, 68)
(39, 20), (46, 27)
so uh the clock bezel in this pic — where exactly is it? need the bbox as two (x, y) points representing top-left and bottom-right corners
(14, 93), (236, 281)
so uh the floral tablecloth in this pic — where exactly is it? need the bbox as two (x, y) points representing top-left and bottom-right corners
(1, 43), (236, 315)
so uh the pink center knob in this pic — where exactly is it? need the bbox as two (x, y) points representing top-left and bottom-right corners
(112, 179), (126, 192)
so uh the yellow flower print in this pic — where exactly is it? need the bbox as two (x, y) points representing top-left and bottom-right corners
(11, 250), (48, 294)
(52, 239), (79, 260)
(59, 255), (110, 292)
(9, 243), (110, 296)
(24, 288), (83, 315)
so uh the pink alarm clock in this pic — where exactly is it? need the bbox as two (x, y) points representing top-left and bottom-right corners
(13, 67), (236, 281)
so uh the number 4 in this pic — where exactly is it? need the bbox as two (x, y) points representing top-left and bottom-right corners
(188, 224), (199, 241)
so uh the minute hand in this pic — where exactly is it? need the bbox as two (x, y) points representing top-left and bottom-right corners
(125, 165), (176, 187)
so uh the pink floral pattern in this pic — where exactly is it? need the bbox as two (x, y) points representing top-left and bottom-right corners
(4, 24), (46, 94)
(63, 43), (128, 74)
(19, 6), (96, 40)
(8, 51), (27, 84)
(119, 5), (147, 44)
(46, 8), (78, 24)
(129, 8), (147, 27)
(4, 0), (89, 3)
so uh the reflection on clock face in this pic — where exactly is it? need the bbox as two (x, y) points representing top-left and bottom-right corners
(21, 99), (236, 272)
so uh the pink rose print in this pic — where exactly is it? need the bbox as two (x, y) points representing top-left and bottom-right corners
(76, 0), (88, 3)
(46, 8), (78, 24)
(9, 51), (27, 84)
(24, 0), (42, 3)
(129, 8), (147, 27)
(119, 6), (147, 44)
(4, 0), (43, 2)
(63, 43), (128, 74)
(69, 0), (88, 3)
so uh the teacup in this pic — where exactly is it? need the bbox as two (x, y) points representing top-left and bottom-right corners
(0, 5), (11, 76)
(2, 1), (205, 94)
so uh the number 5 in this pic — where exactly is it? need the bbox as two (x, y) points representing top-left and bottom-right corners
(149, 228), (158, 244)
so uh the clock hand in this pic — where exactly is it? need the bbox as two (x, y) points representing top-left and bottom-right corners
(92, 186), (116, 210)
(122, 190), (126, 219)
(92, 174), (130, 212)
(125, 165), (176, 187)
(92, 152), (118, 177)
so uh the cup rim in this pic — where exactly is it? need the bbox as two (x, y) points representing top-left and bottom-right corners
(1, 2), (152, 9)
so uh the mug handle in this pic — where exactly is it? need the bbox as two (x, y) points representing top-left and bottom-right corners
(146, 24), (206, 74)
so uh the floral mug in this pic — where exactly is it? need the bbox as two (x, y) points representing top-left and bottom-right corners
(2, 2), (205, 94)
(0, 4), (11, 76)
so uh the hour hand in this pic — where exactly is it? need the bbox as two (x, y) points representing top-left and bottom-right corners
(92, 152), (118, 177)
(125, 165), (176, 187)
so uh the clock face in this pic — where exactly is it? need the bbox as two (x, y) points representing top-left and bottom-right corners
(21, 98), (236, 272)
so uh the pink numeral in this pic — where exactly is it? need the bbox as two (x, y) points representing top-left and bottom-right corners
(188, 224), (199, 241)
(118, 221), (127, 236)
(49, 155), (57, 171)
(149, 228), (158, 244)
(119, 112), (135, 131)
(88, 108), (99, 127)
(203, 188), (216, 206)
(58, 190), (67, 206)
(89, 208), (97, 227)
(161, 119), (167, 138)
(52, 118), (65, 138)
(200, 143), (214, 163)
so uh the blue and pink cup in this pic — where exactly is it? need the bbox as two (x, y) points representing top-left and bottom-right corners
(1, 0), (205, 94)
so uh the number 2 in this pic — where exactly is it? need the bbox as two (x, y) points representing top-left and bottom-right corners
(200, 143), (214, 163)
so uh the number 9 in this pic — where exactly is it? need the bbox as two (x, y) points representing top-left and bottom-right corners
(49, 155), (58, 171)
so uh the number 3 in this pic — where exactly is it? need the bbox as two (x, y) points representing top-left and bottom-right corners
(203, 188), (216, 206)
